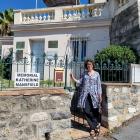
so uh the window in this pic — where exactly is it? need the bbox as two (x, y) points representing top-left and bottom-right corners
(16, 42), (25, 61)
(81, 40), (87, 61)
(48, 41), (58, 48)
(16, 42), (25, 49)
(16, 50), (23, 62)
(73, 41), (79, 61)
(71, 38), (87, 61)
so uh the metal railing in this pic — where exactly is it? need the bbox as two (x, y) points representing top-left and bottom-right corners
(0, 53), (130, 90)
(71, 59), (129, 83)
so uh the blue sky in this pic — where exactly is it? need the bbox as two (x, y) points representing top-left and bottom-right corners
(0, 0), (88, 12)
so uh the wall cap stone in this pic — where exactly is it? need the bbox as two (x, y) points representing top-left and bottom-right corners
(102, 83), (131, 86)
(0, 88), (65, 96)
(102, 83), (140, 87)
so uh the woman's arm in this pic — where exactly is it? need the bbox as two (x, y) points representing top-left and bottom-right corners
(70, 73), (79, 83)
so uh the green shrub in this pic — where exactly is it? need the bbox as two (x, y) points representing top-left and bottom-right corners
(40, 80), (64, 87)
(95, 45), (137, 63)
(40, 79), (53, 86)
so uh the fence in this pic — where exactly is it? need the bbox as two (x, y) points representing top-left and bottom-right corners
(0, 54), (130, 90)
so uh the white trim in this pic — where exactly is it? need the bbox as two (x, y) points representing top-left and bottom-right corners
(11, 19), (111, 32)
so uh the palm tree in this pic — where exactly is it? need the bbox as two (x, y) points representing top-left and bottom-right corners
(0, 9), (14, 36)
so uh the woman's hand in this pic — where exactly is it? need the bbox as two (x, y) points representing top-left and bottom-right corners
(70, 73), (73, 79)
(70, 73), (79, 84)
(70, 73), (74, 81)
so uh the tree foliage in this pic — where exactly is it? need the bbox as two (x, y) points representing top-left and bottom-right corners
(94, 45), (137, 63)
(0, 49), (13, 80)
(0, 9), (14, 36)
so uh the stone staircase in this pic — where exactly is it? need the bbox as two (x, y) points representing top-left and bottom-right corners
(49, 116), (111, 140)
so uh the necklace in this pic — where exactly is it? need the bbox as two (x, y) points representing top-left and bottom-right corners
(88, 70), (94, 76)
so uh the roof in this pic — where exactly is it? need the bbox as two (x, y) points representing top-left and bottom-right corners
(43, 0), (79, 7)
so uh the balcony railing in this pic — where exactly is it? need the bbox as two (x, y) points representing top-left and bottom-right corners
(62, 5), (102, 21)
(14, 3), (107, 24)
(22, 9), (55, 24)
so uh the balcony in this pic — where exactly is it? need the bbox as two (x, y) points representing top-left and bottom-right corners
(43, 0), (79, 7)
(14, 3), (108, 25)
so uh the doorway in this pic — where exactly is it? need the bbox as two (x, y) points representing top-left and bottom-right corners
(30, 40), (45, 80)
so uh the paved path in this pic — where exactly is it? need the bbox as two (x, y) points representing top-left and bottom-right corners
(71, 115), (140, 140)
(111, 116), (140, 140)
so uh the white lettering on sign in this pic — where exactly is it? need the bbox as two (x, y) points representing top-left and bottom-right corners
(15, 73), (40, 87)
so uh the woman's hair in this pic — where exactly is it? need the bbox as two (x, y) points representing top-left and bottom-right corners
(84, 59), (95, 69)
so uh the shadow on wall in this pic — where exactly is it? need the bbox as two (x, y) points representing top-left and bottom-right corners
(45, 132), (50, 140)
(70, 85), (109, 128)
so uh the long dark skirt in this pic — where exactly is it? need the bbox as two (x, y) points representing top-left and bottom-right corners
(83, 94), (101, 131)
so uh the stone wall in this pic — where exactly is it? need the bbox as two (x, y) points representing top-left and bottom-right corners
(101, 83), (140, 130)
(0, 85), (140, 139)
(110, 1), (140, 58)
(0, 88), (72, 140)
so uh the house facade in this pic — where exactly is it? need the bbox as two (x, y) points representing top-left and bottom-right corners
(11, 0), (110, 81)
(9, 0), (140, 82)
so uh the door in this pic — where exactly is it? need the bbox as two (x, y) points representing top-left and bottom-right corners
(30, 40), (44, 80)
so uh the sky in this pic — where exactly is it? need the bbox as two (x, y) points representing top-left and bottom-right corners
(0, 0), (88, 12)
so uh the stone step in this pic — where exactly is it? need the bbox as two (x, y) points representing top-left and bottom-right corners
(69, 127), (109, 140)
(69, 128), (90, 139)
(50, 127), (111, 140)
(70, 117), (109, 139)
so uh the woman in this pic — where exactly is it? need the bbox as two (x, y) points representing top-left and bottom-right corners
(70, 59), (102, 139)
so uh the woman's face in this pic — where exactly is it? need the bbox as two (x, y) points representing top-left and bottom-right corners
(87, 61), (93, 71)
